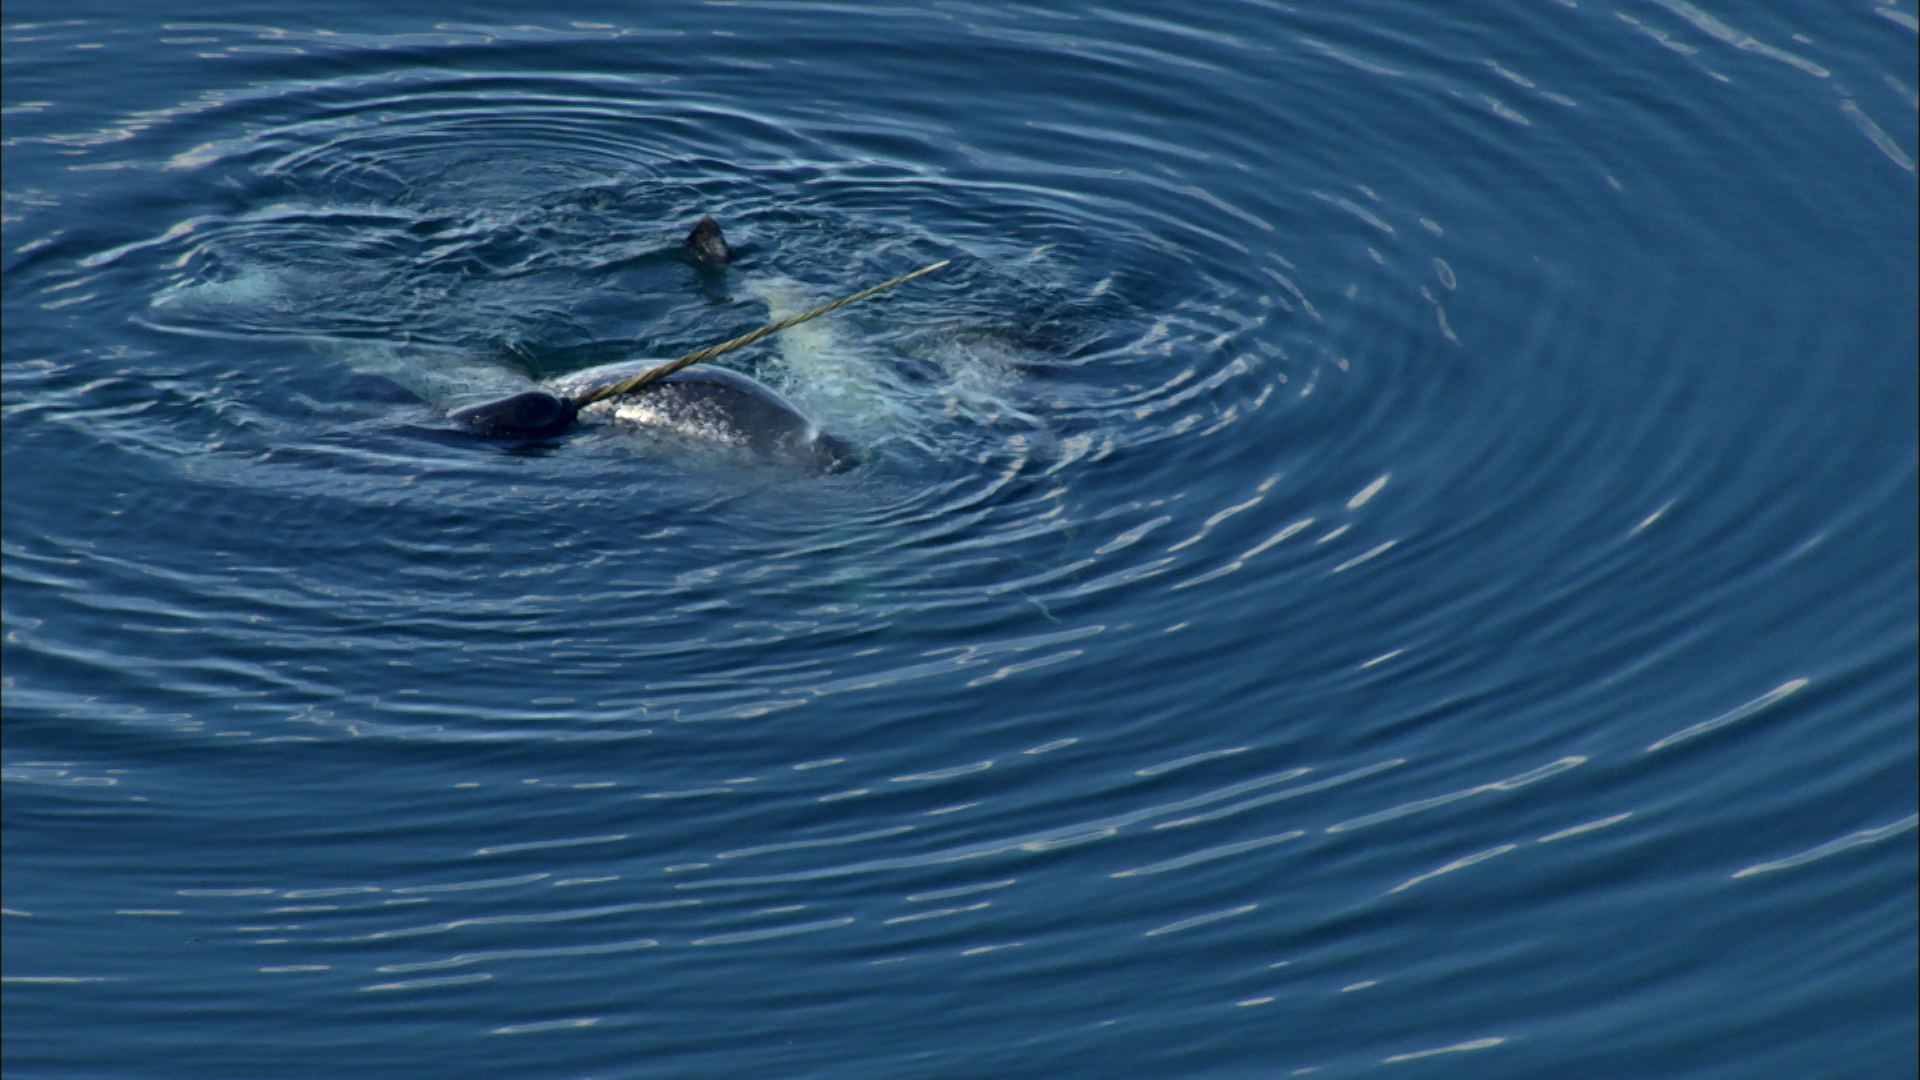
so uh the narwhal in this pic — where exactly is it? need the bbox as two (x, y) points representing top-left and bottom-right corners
(448, 216), (864, 472)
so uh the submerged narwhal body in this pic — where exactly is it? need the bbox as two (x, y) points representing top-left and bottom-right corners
(447, 216), (857, 471)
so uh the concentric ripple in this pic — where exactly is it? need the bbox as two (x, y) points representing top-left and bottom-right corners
(4, 3), (1914, 1076)
(18, 23), (1411, 721)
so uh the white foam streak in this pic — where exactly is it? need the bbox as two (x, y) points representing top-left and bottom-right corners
(1327, 757), (1586, 833)
(1646, 679), (1807, 751)
(1382, 1037), (1508, 1063)
(1732, 815), (1918, 878)
(1112, 832), (1303, 877)
(1387, 843), (1518, 894)
(1144, 903), (1258, 936)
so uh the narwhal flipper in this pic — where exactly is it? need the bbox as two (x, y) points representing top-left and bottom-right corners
(684, 215), (731, 270)
(448, 390), (578, 438)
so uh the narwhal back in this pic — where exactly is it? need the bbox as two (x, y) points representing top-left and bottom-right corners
(548, 362), (856, 471)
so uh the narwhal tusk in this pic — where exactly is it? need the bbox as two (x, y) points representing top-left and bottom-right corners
(571, 259), (952, 408)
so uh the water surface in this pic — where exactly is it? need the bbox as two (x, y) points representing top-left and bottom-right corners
(4, 2), (1915, 1077)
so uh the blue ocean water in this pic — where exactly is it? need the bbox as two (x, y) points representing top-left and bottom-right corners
(3, 1), (1914, 1076)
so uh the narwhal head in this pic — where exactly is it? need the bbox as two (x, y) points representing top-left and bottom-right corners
(684, 215), (731, 270)
(448, 391), (579, 438)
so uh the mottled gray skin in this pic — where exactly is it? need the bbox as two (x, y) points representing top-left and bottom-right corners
(683, 214), (731, 270)
(548, 362), (856, 472)
(446, 216), (857, 471)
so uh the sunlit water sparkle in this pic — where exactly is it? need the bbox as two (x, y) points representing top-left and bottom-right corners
(4, 2), (1914, 1077)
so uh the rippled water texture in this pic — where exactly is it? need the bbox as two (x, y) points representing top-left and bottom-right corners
(4, 2), (1915, 1077)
